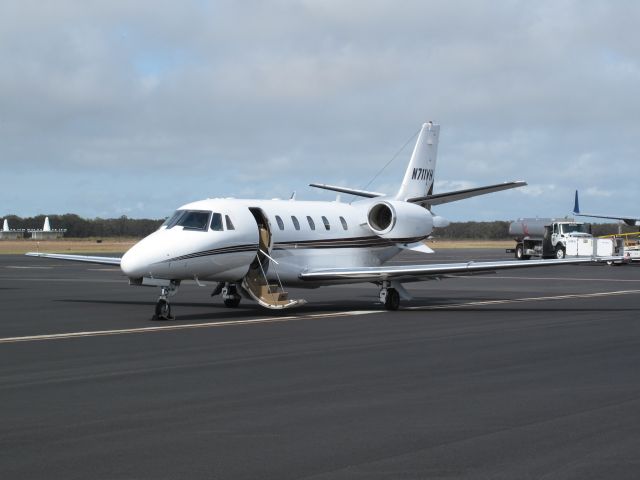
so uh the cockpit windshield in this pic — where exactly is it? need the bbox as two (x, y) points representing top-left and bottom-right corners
(161, 211), (183, 229)
(162, 210), (211, 231)
(177, 211), (211, 230)
(561, 223), (589, 234)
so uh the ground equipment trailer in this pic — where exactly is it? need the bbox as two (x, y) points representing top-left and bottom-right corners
(598, 233), (640, 262)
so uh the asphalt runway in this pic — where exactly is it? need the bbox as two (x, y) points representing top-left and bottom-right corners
(1, 249), (639, 479)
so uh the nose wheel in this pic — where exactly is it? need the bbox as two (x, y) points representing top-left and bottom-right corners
(154, 298), (172, 320)
(152, 284), (178, 321)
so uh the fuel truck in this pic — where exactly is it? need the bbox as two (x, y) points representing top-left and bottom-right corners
(507, 218), (593, 259)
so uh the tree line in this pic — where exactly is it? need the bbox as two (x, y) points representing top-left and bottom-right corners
(1, 214), (635, 240)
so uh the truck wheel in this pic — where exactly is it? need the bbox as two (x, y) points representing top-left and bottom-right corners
(516, 244), (531, 260)
(555, 247), (566, 259)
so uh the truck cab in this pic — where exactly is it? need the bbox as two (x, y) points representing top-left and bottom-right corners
(551, 222), (591, 257)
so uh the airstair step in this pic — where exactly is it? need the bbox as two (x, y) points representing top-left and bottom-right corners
(242, 261), (299, 308)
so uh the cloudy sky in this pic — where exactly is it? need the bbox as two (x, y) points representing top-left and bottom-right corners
(1, 1), (638, 221)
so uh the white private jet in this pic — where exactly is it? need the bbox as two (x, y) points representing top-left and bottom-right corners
(573, 190), (640, 226)
(28, 123), (609, 319)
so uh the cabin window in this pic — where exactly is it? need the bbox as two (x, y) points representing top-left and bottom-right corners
(275, 215), (285, 230)
(321, 216), (330, 230)
(225, 215), (235, 230)
(291, 216), (300, 230)
(340, 216), (348, 230)
(176, 210), (211, 231)
(210, 213), (223, 231)
(307, 216), (315, 230)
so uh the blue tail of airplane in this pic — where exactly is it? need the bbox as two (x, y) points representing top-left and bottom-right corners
(573, 190), (580, 214)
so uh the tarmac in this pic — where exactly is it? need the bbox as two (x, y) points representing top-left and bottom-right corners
(1, 249), (639, 479)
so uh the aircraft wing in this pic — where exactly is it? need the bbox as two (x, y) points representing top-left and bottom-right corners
(309, 183), (384, 198)
(25, 252), (122, 266)
(408, 181), (526, 206)
(299, 257), (608, 282)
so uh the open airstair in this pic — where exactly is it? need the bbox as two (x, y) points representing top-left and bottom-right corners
(241, 223), (305, 309)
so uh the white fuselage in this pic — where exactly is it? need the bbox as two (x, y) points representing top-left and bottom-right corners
(120, 197), (432, 287)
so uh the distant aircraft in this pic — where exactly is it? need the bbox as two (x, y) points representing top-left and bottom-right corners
(573, 190), (640, 226)
(27, 123), (612, 319)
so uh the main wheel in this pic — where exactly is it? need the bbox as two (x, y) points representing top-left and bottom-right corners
(224, 297), (241, 308)
(555, 247), (566, 259)
(384, 288), (400, 311)
(154, 299), (171, 320)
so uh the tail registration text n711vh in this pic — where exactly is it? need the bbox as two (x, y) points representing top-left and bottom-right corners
(28, 123), (605, 319)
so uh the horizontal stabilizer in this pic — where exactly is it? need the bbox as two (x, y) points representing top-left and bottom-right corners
(309, 183), (384, 198)
(408, 181), (526, 206)
(26, 252), (122, 266)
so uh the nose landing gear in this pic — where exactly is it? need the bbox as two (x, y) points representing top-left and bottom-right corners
(152, 283), (179, 321)
(154, 297), (172, 320)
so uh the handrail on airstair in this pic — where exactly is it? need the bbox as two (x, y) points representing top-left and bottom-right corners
(258, 249), (285, 294)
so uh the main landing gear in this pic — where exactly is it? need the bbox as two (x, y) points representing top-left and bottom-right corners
(379, 282), (400, 311)
(211, 282), (242, 308)
(222, 283), (242, 308)
(153, 283), (179, 321)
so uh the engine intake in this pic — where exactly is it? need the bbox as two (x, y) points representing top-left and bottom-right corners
(366, 200), (434, 241)
(368, 202), (395, 233)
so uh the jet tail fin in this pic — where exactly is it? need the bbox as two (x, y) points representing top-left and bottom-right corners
(395, 122), (439, 201)
(573, 190), (580, 214)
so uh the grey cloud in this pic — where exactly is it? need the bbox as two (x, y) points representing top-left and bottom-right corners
(0, 1), (638, 219)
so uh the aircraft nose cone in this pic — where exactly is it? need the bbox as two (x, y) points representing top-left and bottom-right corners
(120, 248), (144, 277)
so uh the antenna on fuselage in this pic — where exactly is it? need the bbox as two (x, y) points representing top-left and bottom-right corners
(289, 191), (296, 200)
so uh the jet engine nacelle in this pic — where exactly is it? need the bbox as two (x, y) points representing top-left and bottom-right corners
(366, 200), (433, 241)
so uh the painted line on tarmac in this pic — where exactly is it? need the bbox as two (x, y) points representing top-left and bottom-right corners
(463, 275), (640, 283)
(0, 310), (382, 344)
(0, 277), (124, 283)
(4, 289), (638, 344)
(5, 266), (53, 269)
(405, 289), (640, 310)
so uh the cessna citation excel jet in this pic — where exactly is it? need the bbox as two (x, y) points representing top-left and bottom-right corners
(28, 123), (611, 320)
